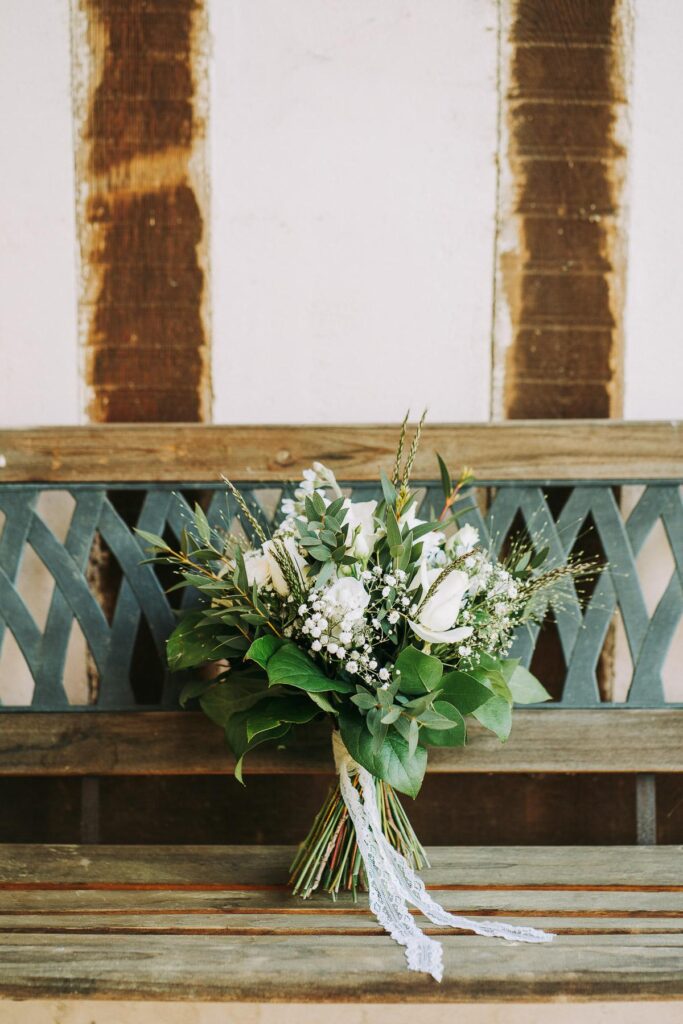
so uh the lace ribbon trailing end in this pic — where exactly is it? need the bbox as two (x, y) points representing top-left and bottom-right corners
(332, 731), (553, 982)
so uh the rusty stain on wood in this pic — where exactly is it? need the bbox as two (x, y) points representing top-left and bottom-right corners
(71, 0), (211, 423)
(494, 0), (631, 419)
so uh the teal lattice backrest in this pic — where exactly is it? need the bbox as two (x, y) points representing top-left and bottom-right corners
(0, 423), (681, 713)
(0, 480), (678, 710)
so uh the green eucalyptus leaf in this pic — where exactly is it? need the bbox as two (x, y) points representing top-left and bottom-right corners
(351, 691), (379, 710)
(311, 491), (327, 517)
(473, 695), (512, 741)
(395, 644), (443, 695)
(439, 671), (492, 716)
(408, 718), (419, 757)
(420, 701), (466, 747)
(338, 707), (427, 798)
(326, 496), (346, 519)
(505, 663), (552, 704)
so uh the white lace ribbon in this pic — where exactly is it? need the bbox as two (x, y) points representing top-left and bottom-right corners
(332, 731), (553, 982)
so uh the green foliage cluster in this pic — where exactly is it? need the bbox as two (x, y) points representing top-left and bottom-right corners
(139, 421), (563, 799)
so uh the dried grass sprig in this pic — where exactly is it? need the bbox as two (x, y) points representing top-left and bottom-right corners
(222, 475), (267, 544)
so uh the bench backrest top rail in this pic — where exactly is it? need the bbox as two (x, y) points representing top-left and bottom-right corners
(0, 420), (680, 483)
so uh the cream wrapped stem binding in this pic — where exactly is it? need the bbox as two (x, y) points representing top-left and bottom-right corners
(290, 732), (553, 983)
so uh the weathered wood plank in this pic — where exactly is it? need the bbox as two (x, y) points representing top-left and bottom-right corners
(0, 422), (680, 483)
(1, 845), (681, 888)
(1, 845), (681, 1001)
(1, 912), (680, 936)
(1, 931), (682, 1001)
(2, 709), (682, 775)
(4, 887), (683, 916)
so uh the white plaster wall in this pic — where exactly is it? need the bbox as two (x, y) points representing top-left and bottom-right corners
(623, 0), (683, 420)
(210, 0), (499, 424)
(0, 0), (80, 427)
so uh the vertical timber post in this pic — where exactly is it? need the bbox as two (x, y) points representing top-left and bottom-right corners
(71, 0), (212, 422)
(635, 773), (657, 846)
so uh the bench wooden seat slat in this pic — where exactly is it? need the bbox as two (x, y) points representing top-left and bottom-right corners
(3, 912), (682, 935)
(3, 931), (683, 1002)
(4, 887), (683, 916)
(2, 709), (683, 775)
(2, 844), (682, 888)
(0, 844), (682, 1002)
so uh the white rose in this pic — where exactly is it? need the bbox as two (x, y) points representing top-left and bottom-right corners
(408, 568), (474, 646)
(448, 523), (479, 557)
(325, 576), (370, 615)
(262, 537), (308, 596)
(244, 551), (270, 589)
(343, 499), (380, 559)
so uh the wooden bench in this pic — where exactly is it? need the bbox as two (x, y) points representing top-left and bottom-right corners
(0, 420), (682, 1003)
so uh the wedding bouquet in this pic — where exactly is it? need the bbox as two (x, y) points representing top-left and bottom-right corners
(140, 415), (592, 980)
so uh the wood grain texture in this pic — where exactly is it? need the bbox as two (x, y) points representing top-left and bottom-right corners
(0, 845), (681, 1002)
(1, 709), (681, 776)
(2, 844), (681, 888)
(0, 422), (680, 483)
(73, 0), (211, 423)
(497, 0), (630, 420)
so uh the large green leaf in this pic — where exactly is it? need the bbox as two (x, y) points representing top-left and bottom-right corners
(245, 695), (319, 742)
(245, 634), (285, 670)
(339, 707), (427, 798)
(473, 695), (512, 741)
(178, 677), (215, 708)
(224, 713), (291, 784)
(471, 663), (513, 703)
(395, 645), (443, 695)
(199, 671), (269, 727)
(420, 701), (466, 747)
(439, 671), (492, 716)
(266, 643), (354, 694)
(504, 662), (552, 704)
(166, 612), (216, 671)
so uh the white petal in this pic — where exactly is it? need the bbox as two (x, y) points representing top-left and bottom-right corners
(408, 620), (475, 645)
